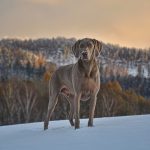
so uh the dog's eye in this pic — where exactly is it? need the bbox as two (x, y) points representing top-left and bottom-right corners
(87, 43), (92, 48)
(80, 43), (84, 48)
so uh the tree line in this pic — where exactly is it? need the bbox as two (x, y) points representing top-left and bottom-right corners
(0, 78), (150, 126)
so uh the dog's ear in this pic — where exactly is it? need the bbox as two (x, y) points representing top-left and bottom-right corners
(92, 39), (102, 57)
(72, 40), (81, 58)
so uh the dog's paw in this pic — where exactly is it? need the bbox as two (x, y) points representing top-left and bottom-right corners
(44, 122), (48, 130)
(70, 122), (75, 127)
(75, 124), (80, 130)
(88, 121), (94, 127)
(75, 126), (80, 130)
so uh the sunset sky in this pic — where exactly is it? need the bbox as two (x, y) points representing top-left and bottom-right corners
(0, 0), (150, 48)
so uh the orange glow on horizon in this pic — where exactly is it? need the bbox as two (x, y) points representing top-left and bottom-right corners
(0, 0), (150, 49)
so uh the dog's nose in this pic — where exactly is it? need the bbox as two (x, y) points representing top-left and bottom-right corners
(82, 51), (88, 57)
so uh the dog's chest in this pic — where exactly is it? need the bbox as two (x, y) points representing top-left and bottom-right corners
(81, 77), (98, 90)
(80, 77), (98, 101)
(80, 63), (99, 90)
(80, 76), (99, 101)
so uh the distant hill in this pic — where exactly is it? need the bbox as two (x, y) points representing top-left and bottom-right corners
(1, 37), (150, 78)
(0, 37), (150, 97)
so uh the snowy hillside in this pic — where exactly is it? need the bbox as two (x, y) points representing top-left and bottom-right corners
(0, 115), (150, 150)
(47, 51), (150, 78)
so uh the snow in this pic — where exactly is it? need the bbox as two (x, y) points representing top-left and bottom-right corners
(0, 115), (150, 150)
(128, 65), (149, 78)
(128, 66), (138, 76)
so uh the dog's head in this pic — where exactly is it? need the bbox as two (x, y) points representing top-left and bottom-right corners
(72, 38), (102, 61)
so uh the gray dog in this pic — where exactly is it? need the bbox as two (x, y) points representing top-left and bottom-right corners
(44, 38), (102, 130)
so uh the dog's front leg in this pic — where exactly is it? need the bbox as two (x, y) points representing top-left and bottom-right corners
(74, 93), (81, 129)
(68, 95), (75, 126)
(88, 93), (97, 127)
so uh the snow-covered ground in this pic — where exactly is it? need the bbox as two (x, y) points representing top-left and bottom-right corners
(0, 115), (150, 150)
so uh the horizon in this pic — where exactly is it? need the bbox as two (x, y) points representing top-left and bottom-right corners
(0, 36), (149, 50)
(0, 0), (150, 49)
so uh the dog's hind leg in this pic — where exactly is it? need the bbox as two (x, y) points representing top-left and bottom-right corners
(44, 93), (59, 130)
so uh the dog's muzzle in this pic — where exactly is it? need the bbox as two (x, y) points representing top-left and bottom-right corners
(81, 51), (88, 60)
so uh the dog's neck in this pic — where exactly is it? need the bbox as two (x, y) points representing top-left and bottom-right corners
(78, 57), (98, 78)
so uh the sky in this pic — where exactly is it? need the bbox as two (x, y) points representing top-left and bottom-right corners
(0, 0), (150, 48)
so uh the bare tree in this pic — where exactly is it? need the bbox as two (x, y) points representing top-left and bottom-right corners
(16, 83), (37, 123)
(2, 81), (18, 124)
(101, 91), (117, 117)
